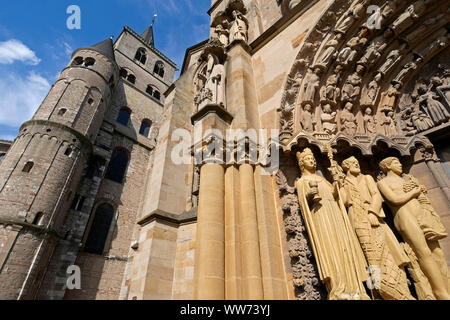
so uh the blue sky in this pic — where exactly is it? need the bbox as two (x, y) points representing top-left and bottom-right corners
(0, 0), (211, 140)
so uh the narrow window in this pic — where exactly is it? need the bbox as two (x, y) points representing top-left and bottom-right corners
(146, 85), (154, 96)
(83, 204), (115, 255)
(139, 119), (152, 137)
(105, 148), (129, 184)
(71, 194), (86, 211)
(153, 61), (165, 78)
(22, 161), (34, 173)
(127, 74), (136, 84)
(32, 212), (44, 226)
(116, 108), (131, 127)
(120, 68), (128, 78)
(0, 154), (5, 163)
(58, 108), (67, 116)
(153, 90), (161, 101)
(64, 147), (73, 156)
(135, 48), (147, 65)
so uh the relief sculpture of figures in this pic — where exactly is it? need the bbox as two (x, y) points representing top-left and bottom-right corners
(300, 68), (322, 105)
(361, 72), (382, 107)
(295, 148), (370, 300)
(391, 0), (429, 36)
(377, 157), (450, 299)
(300, 103), (315, 132)
(342, 65), (365, 103)
(363, 107), (377, 135)
(340, 157), (414, 300)
(315, 33), (343, 69)
(418, 83), (450, 125)
(215, 24), (229, 46)
(321, 104), (337, 134)
(334, 0), (368, 35)
(340, 102), (357, 135)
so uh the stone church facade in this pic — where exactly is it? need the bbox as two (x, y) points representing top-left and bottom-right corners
(0, 0), (449, 300)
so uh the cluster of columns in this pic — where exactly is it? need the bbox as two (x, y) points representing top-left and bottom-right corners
(194, 162), (290, 300)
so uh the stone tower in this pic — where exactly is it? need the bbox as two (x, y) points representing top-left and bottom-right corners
(0, 38), (119, 299)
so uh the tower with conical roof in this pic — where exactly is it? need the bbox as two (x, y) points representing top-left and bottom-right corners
(0, 38), (119, 299)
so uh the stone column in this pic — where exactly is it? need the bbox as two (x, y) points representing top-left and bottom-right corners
(194, 163), (225, 300)
(426, 160), (450, 204)
(239, 164), (264, 299)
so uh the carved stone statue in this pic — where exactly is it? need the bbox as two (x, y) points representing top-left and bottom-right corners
(300, 103), (314, 132)
(229, 10), (248, 44)
(391, 0), (429, 36)
(215, 24), (229, 46)
(379, 48), (403, 76)
(334, 0), (368, 35)
(363, 107), (377, 135)
(295, 148), (370, 300)
(342, 65), (364, 103)
(418, 83), (450, 125)
(337, 35), (366, 66)
(361, 72), (382, 107)
(300, 68), (322, 105)
(379, 84), (401, 113)
(315, 34), (343, 69)
(380, 111), (397, 137)
(377, 157), (450, 300)
(321, 104), (337, 134)
(341, 102), (357, 135)
(403, 13), (446, 47)
(358, 32), (391, 68)
(393, 56), (424, 86)
(321, 70), (341, 105)
(340, 157), (414, 300)
(195, 54), (226, 109)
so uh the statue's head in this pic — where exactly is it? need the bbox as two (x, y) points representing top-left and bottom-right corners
(296, 148), (316, 172)
(380, 157), (403, 175)
(365, 107), (372, 115)
(342, 156), (360, 175)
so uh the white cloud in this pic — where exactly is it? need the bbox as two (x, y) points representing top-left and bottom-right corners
(0, 39), (41, 65)
(0, 71), (51, 128)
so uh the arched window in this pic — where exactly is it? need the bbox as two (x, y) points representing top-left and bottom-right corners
(153, 90), (161, 101)
(127, 74), (136, 84)
(154, 61), (165, 78)
(72, 57), (84, 66)
(116, 108), (131, 127)
(139, 119), (152, 137)
(105, 148), (129, 184)
(135, 48), (147, 65)
(120, 68), (128, 78)
(22, 161), (34, 173)
(84, 203), (115, 255)
(84, 58), (95, 68)
(146, 85), (154, 96)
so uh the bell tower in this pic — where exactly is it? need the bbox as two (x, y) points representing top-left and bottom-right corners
(0, 38), (119, 299)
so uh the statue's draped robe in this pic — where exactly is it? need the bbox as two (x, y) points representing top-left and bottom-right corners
(296, 174), (370, 300)
(342, 174), (413, 300)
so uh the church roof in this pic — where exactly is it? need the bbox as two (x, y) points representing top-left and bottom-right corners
(141, 25), (155, 47)
(89, 38), (116, 62)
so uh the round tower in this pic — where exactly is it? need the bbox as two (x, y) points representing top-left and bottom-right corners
(0, 39), (119, 299)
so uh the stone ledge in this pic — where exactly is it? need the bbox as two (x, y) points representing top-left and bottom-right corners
(191, 103), (234, 125)
(137, 209), (198, 227)
(0, 217), (63, 239)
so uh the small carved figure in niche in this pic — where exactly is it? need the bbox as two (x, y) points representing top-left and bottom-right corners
(379, 83), (401, 114)
(300, 103), (315, 132)
(412, 110), (434, 132)
(377, 157), (449, 300)
(215, 24), (229, 46)
(380, 0), (402, 21)
(337, 35), (367, 66)
(341, 102), (357, 135)
(315, 33), (343, 69)
(321, 104), (337, 134)
(418, 83), (450, 125)
(295, 148), (370, 300)
(196, 54), (226, 109)
(379, 47), (403, 76)
(229, 10), (248, 44)
(321, 69), (341, 105)
(400, 106), (417, 135)
(340, 157), (414, 300)
(392, 56), (424, 87)
(342, 65), (364, 102)
(391, 0), (429, 36)
(361, 72), (382, 107)
(380, 110), (397, 137)
(363, 107), (377, 135)
(357, 31), (391, 68)
(420, 35), (448, 62)
(334, 0), (368, 35)
(300, 67), (322, 105)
